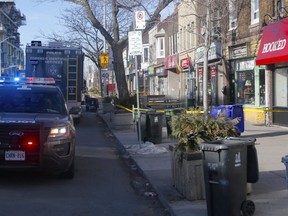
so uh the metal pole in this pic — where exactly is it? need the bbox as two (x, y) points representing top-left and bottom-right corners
(203, 1), (211, 114)
(265, 65), (273, 126)
(100, 0), (107, 98)
(135, 55), (142, 148)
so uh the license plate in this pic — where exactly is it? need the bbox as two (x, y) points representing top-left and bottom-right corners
(5, 151), (25, 161)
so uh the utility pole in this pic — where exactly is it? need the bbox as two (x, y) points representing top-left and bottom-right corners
(100, 1), (107, 97)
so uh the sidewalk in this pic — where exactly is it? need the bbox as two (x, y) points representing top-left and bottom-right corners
(100, 110), (288, 216)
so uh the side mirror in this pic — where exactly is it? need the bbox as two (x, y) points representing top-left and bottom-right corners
(69, 106), (81, 114)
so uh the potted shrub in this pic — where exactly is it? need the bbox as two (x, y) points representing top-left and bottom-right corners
(169, 110), (239, 200)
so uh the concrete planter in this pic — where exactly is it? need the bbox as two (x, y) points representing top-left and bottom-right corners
(170, 146), (205, 201)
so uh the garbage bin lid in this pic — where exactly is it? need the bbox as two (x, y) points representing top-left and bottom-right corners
(200, 139), (247, 151)
(225, 137), (256, 145)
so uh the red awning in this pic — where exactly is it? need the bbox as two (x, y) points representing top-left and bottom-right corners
(256, 18), (288, 65)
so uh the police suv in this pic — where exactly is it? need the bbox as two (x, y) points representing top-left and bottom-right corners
(0, 77), (75, 178)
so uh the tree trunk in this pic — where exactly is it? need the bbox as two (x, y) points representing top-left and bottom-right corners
(112, 46), (129, 99)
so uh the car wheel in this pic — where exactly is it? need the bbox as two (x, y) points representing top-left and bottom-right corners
(74, 118), (80, 124)
(61, 159), (75, 179)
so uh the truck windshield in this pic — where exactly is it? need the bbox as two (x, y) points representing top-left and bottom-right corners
(0, 86), (67, 114)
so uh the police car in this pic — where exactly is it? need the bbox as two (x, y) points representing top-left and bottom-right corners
(0, 77), (75, 178)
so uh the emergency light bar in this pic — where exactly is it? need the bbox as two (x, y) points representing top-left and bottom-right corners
(25, 77), (56, 85)
(0, 77), (56, 85)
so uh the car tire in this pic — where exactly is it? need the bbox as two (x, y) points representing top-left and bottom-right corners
(61, 159), (75, 179)
(74, 117), (80, 124)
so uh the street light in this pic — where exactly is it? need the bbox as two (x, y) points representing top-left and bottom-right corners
(0, 35), (16, 77)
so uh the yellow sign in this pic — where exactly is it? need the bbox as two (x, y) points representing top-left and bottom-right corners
(100, 52), (109, 69)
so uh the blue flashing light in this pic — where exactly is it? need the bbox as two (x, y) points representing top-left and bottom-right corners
(14, 77), (20, 82)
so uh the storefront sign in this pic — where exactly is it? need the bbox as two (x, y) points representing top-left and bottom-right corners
(236, 59), (255, 71)
(148, 66), (154, 75)
(180, 57), (191, 68)
(256, 17), (288, 65)
(230, 45), (247, 59)
(155, 66), (166, 77)
(164, 54), (177, 69)
(195, 41), (222, 63)
(210, 66), (216, 78)
(198, 67), (203, 76)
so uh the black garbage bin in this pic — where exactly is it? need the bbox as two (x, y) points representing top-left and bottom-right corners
(146, 112), (164, 144)
(201, 137), (258, 216)
(85, 96), (99, 112)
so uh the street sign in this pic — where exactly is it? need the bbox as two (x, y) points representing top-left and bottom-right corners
(128, 31), (142, 56)
(100, 52), (109, 69)
(135, 11), (145, 30)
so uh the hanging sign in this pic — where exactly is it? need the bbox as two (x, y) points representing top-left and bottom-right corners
(128, 31), (142, 56)
(135, 11), (146, 30)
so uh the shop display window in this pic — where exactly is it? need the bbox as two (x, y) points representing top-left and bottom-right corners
(236, 71), (255, 104)
(259, 69), (265, 106)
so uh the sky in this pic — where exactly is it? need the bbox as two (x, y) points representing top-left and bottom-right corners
(13, 0), (176, 47)
(14, 0), (72, 46)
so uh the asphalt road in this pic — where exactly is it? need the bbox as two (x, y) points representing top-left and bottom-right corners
(0, 111), (169, 216)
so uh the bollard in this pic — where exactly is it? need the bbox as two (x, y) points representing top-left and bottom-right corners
(281, 155), (288, 188)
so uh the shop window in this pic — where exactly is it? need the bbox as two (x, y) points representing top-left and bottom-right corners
(274, 68), (288, 107)
(259, 69), (265, 106)
(236, 71), (255, 104)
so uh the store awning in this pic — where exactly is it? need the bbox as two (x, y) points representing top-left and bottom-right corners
(256, 18), (288, 65)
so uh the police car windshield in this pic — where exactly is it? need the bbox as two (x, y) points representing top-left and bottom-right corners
(0, 86), (67, 114)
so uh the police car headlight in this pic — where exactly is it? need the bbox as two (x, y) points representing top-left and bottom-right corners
(49, 126), (70, 138)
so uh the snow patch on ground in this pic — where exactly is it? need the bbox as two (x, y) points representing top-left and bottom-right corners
(125, 142), (168, 154)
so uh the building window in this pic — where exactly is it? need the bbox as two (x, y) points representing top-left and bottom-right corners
(278, 0), (285, 18)
(183, 27), (187, 50)
(251, 0), (259, 25)
(157, 37), (165, 58)
(168, 36), (172, 55)
(168, 35), (176, 55)
(179, 29), (182, 52)
(143, 46), (149, 63)
(229, 0), (237, 30)
(187, 24), (191, 49)
(191, 22), (195, 48)
(236, 71), (255, 104)
(173, 33), (177, 54)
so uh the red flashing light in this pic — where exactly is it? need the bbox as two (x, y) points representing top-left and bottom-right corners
(25, 77), (56, 85)
(27, 141), (33, 145)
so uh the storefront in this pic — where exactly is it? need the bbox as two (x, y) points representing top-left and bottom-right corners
(256, 17), (288, 126)
(195, 41), (222, 106)
(165, 54), (180, 99)
(155, 65), (167, 95)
